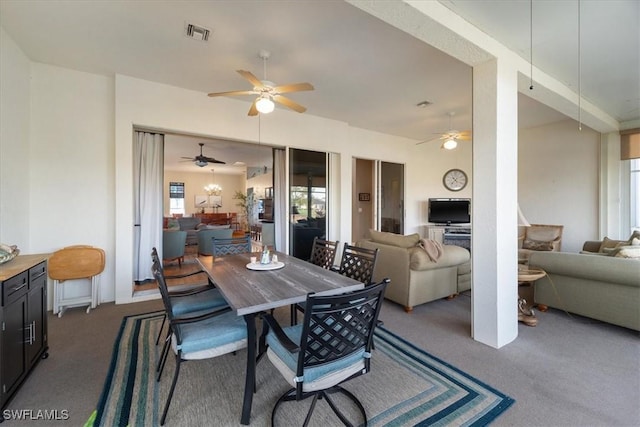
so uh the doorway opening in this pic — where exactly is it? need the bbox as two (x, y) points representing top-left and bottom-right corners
(352, 158), (404, 243)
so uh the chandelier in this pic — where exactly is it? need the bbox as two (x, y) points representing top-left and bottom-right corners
(204, 169), (222, 196)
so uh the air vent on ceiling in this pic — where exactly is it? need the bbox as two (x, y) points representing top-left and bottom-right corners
(185, 23), (211, 41)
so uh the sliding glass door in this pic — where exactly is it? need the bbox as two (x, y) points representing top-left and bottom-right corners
(289, 148), (327, 260)
(379, 161), (404, 234)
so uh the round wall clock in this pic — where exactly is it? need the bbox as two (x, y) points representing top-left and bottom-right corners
(443, 169), (467, 191)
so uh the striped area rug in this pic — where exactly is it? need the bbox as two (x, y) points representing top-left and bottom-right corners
(87, 311), (514, 426)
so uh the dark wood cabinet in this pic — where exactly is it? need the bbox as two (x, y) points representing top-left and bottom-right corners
(0, 255), (49, 413)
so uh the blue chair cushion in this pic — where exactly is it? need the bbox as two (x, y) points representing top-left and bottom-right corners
(266, 324), (365, 384)
(171, 288), (227, 316)
(175, 310), (247, 354)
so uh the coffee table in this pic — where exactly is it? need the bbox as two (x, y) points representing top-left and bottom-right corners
(517, 266), (547, 326)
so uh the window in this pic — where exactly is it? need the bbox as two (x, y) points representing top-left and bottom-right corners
(631, 159), (640, 229)
(169, 182), (185, 216)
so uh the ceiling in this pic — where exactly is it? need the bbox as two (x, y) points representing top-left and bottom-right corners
(1, 0), (637, 173)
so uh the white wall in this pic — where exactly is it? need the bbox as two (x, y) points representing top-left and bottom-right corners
(0, 27), (31, 248)
(29, 63), (116, 304)
(519, 119), (600, 252)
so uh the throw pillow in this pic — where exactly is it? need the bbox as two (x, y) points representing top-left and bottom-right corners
(369, 229), (420, 248)
(626, 230), (640, 245)
(166, 218), (180, 231)
(614, 246), (640, 259)
(598, 236), (624, 253)
(522, 239), (553, 251)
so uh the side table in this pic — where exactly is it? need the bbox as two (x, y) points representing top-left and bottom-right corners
(517, 266), (547, 326)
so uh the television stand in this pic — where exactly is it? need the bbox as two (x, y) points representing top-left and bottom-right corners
(426, 224), (471, 252)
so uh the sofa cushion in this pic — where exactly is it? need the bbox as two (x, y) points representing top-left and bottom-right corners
(408, 245), (469, 271)
(178, 217), (200, 231)
(522, 239), (554, 251)
(369, 230), (420, 248)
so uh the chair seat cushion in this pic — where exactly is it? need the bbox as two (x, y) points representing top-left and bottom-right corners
(171, 288), (228, 316)
(172, 311), (247, 358)
(266, 324), (366, 391)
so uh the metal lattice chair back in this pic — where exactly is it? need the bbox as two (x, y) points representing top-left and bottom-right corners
(308, 237), (339, 269)
(302, 282), (384, 368)
(263, 279), (389, 425)
(337, 243), (379, 285)
(212, 235), (252, 257)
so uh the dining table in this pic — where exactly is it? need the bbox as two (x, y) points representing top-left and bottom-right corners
(196, 250), (364, 425)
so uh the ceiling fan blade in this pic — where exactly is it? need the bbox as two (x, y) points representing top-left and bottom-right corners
(203, 157), (226, 164)
(237, 70), (265, 89)
(415, 137), (441, 146)
(272, 82), (314, 94)
(248, 99), (258, 116)
(273, 95), (306, 113)
(181, 156), (195, 160)
(207, 90), (256, 97)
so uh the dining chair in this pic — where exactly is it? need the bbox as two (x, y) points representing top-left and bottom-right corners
(151, 258), (248, 426)
(150, 248), (229, 373)
(289, 238), (341, 325)
(308, 237), (339, 269)
(292, 241), (377, 326)
(212, 235), (252, 257)
(333, 243), (379, 285)
(261, 279), (389, 426)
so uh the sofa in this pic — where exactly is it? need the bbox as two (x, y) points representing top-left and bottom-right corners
(357, 230), (471, 312)
(529, 234), (640, 331)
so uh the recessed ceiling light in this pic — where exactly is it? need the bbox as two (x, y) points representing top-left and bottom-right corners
(416, 101), (432, 108)
(185, 23), (211, 41)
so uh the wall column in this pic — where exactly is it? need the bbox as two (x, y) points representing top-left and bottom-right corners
(472, 58), (519, 348)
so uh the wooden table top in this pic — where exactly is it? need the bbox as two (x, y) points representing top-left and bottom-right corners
(197, 251), (363, 316)
(0, 254), (49, 281)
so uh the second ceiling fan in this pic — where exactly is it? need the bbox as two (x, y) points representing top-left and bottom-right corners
(417, 112), (471, 150)
(207, 50), (314, 116)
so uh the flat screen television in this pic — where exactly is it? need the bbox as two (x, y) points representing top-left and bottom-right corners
(428, 198), (471, 224)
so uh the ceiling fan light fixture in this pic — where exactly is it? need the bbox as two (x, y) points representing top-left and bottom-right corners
(256, 96), (275, 114)
(442, 138), (458, 150)
(195, 159), (208, 167)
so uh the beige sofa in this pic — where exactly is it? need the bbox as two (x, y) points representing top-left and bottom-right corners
(357, 231), (470, 312)
(529, 239), (640, 331)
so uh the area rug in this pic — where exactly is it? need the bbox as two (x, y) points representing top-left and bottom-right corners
(87, 311), (514, 426)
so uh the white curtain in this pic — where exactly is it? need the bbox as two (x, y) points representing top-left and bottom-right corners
(273, 148), (286, 252)
(133, 132), (164, 282)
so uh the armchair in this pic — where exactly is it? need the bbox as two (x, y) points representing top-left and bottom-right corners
(518, 224), (564, 262)
(162, 230), (187, 267)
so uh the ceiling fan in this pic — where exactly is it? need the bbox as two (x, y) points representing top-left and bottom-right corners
(416, 112), (471, 150)
(207, 49), (314, 116)
(181, 143), (226, 167)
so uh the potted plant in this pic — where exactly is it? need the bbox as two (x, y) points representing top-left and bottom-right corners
(233, 190), (255, 231)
